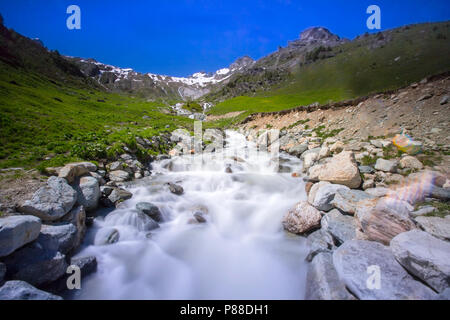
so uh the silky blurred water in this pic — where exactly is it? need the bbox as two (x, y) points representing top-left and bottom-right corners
(72, 131), (309, 300)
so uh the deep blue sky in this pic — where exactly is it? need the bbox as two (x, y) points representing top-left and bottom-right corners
(0, 0), (449, 76)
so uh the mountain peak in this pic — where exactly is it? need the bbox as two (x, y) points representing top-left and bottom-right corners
(300, 27), (340, 42)
(230, 56), (255, 70)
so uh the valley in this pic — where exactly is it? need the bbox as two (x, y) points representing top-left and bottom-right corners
(0, 13), (449, 301)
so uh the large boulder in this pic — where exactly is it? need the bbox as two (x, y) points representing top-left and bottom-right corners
(282, 201), (322, 234)
(305, 252), (355, 300)
(0, 215), (41, 257)
(3, 242), (68, 286)
(37, 223), (78, 255)
(415, 216), (450, 241)
(355, 197), (416, 245)
(73, 176), (100, 211)
(391, 230), (450, 293)
(0, 281), (62, 300)
(19, 176), (77, 221)
(321, 209), (357, 245)
(60, 205), (86, 249)
(331, 189), (375, 215)
(308, 151), (362, 188)
(333, 240), (436, 300)
(311, 184), (350, 212)
(58, 162), (97, 183)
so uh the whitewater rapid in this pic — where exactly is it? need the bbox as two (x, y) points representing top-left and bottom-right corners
(72, 131), (309, 300)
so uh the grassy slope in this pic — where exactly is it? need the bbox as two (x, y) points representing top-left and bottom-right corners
(209, 22), (450, 116)
(0, 62), (194, 169)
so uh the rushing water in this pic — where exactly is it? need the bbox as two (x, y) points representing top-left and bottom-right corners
(72, 131), (309, 300)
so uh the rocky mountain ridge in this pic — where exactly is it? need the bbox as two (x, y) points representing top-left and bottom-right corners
(66, 54), (255, 101)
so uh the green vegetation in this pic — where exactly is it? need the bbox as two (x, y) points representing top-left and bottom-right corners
(383, 144), (404, 159)
(285, 118), (310, 130)
(312, 125), (344, 139)
(415, 201), (450, 218)
(184, 101), (203, 113)
(209, 22), (450, 116)
(0, 63), (193, 169)
(360, 155), (379, 166)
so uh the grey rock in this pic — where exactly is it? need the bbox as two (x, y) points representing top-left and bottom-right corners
(120, 153), (133, 161)
(60, 205), (86, 249)
(391, 230), (450, 293)
(333, 240), (436, 300)
(305, 252), (355, 300)
(71, 256), (97, 277)
(283, 201), (322, 234)
(365, 187), (390, 197)
(58, 162), (96, 183)
(3, 242), (68, 286)
(136, 202), (163, 222)
(417, 93), (433, 102)
(19, 176), (77, 221)
(38, 223), (78, 255)
(73, 176), (100, 212)
(331, 189), (375, 215)
(94, 228), (120, 246)
(359, 166), (375, 174)
(193, 212), (207, 223)
(430, 186), (450, 201)
(321, 209), (357, 245)
(375, 159), (398, 173)
(108, 170), (131, 182)
(0, 281), (62, 300)
(89, 171), (106, 185)
(168, 183), (184, 195)
(300, 147), (321, 160)
(305, 229), (335, 262)
(440, 95), (449, 105)
(411, 205), (436, 217)
(288, 144), (308, 157)
(312, 184), (350, 211)
(415, 216), (450, 241)
(0, 215), (41, 257)
(436, 288), (450, 300)
(107, 161), (123, 171)
(108, 188), (133, 205)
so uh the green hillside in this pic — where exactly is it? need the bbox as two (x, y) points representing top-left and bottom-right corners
(208, 22), (450, 116)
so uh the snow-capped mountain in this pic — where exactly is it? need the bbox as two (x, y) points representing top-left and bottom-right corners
(66, 55), (255, 100)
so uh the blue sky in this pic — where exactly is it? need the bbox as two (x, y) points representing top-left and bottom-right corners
(0, 0), (449, 76)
